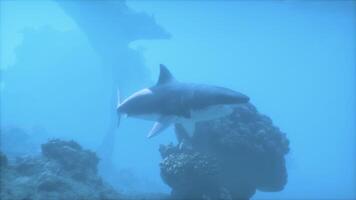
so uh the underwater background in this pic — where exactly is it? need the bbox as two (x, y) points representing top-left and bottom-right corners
(0, 0), (355, 199)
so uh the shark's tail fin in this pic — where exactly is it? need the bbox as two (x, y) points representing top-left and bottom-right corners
(116, 88), (122, 127)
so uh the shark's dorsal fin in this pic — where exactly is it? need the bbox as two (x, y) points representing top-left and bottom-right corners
(157, 64), (175, 85)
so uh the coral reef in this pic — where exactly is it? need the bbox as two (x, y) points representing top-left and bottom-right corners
(160, 103), (289, 200)
(0, 139), (122, 200)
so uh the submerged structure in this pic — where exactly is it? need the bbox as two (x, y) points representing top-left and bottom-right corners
(54, 0), (170, 165)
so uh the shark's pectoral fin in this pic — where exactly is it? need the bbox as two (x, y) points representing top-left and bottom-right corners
(147, 118), (172, 139)
(181, 121), (195, 137)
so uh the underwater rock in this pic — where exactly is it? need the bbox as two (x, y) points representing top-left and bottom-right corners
(14, 156), (43, 176)
(0, 139), (122, 200)
(160, 103), (289, 199)
(41, 139), (99, 180)
(37, 173), (69, 192)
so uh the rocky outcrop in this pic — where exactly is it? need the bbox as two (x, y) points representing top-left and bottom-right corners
(0, 139), (121, 200)
(159, 103), (289, 200)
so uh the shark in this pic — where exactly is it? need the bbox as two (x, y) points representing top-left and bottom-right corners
(116, 64), (250, 139)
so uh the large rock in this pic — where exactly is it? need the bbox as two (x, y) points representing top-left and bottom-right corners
(160, 103), (289, 199)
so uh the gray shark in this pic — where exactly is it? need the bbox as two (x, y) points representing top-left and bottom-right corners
(117, 64), (250, 139)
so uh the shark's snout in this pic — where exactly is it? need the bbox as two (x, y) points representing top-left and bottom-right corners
(116, 104), (123, 113)
(116, 106), (129, 118)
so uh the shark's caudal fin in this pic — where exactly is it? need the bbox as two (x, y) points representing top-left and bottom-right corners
(116, 88), (122, 127)
(157, 64), (176, 85)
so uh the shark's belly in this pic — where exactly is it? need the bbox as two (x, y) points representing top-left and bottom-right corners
(189, 104), (233, 122)
(133, 113), (161, 121)
(130, 105), (233, 124)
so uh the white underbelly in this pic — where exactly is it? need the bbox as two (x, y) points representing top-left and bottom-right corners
(173, 105), (233, 124)
(130, 105), (233, 124)
(132, 114), (161, 121)
(190, 105), (233, 122)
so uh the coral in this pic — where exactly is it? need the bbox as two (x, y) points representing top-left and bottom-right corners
(160, 103), (290, 199)
(0, 139), (122, 200)
(160, 148), (219, 199)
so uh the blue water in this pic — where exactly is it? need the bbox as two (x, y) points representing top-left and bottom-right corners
(1, 0), (355, 199)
